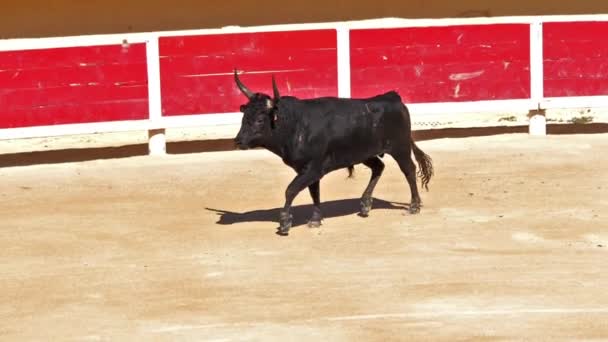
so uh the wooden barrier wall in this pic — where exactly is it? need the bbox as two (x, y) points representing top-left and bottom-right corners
(1, 16), (608, 149)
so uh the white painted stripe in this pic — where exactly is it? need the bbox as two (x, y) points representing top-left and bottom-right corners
(541, 96), (608, 109)
(0, 34), (150, 52)
(529, 19), (544, 108)
(412, 111), (529, 129)
(146, 37), (163, 122)
(535, 14), (608, 23)
(136, 100), (535, 127)
(151, 15), (608, 39)
(149, 112), (243, 130)
(3, 14), (608, 52)
(336, 26), (351, 98)
(0, 120), (150, 140)
(0, 113), (243, 140)
(0, 99), (537, 141)
(408, 99), (536, 115)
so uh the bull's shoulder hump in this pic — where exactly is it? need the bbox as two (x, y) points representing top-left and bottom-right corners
(367, 90), (402, 102)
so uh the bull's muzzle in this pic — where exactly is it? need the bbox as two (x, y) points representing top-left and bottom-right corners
(234, 135), (248, 150)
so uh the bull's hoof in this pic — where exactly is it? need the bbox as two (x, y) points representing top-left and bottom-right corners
(278, 212), (293, 236)
(307, 220), (322, 228)
(359, 198), (373, 217)
(408, 203), (421, 215)
(308, 210), (322, 228)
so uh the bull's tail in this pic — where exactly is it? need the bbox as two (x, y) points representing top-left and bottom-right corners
(411, 138), (434, 191)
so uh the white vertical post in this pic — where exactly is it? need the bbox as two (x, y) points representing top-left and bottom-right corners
(146, 35), (166, 155)
(337, 26), (351, 99)
(529, 20), (546, 135)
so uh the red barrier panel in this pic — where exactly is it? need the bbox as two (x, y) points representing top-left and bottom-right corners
(159, 29), (338, 116)
(0, 44), (149, 129)
(350, 24), (531, 103)
(543, 21), (608, 97)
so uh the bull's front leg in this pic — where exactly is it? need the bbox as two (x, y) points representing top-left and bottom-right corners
(307, 181), (322, 228)
(278, 166), (322, 236)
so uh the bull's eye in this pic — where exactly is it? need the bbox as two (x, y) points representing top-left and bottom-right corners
(255, 117), (265, 125)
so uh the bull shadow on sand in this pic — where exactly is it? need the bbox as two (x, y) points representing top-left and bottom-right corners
(206, 197), (409, 230)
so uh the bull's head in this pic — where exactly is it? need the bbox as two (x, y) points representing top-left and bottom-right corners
(233, 69), (280, 150)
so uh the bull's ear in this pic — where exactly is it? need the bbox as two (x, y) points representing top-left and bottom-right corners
(266, 98), (273, 109)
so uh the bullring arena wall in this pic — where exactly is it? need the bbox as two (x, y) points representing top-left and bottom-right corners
(1, 1), (608, 154)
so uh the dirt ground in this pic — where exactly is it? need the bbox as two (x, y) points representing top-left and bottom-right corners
(1, 133), (607, 341)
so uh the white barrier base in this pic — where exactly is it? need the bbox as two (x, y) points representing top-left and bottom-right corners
(529, 110), (547, 136)
(6, 106), (608, 157)
(148, 129), (167, 155)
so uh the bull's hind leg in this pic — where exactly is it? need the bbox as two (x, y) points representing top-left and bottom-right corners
(391, 150), (422, 214)
(307, 181), (322, 228)
(359, 157), (385, 217)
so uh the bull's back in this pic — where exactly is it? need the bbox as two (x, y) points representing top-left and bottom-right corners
(314, 97), (406, 167)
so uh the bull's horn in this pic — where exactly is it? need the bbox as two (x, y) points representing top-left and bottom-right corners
(272, 75), (280, 99)
(234, 69), (254, 99)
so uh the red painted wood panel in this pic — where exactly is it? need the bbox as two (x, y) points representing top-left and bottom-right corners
(0, 44), (148, 129)
(350, 24), (531, 103)
(159, 30), (338, 115)
(543, 21), (608, 97)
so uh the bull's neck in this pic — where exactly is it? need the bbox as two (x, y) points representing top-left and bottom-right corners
(263, 140), (284, 158)
(263, 116), (296, 158)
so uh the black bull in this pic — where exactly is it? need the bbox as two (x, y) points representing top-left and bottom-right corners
(233, 70), (434, 236)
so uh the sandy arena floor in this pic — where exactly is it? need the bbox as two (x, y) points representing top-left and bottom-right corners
(1, 133), (607, 341)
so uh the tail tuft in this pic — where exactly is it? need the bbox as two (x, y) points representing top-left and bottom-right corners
(411, 139), (434, 191)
